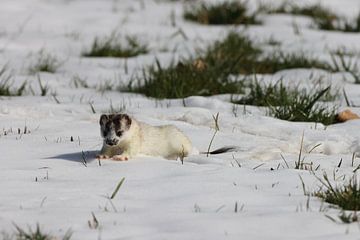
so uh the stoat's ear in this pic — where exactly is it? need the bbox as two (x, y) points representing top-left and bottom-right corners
(99, 114), (109, 126)
(113, 114), (132, 130)
(121, 114), (132, 128)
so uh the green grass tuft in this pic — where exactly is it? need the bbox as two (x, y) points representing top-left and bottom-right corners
(329, 48), (360, 83)
(184, 1), (260, 25)
(1, 223), (73, 240)
(314, 174), (360, 211)
(337, 211), (360, 224)
(234, 81), (338, 125)
(235, 80), (290, 107)
(0, 66), (26, 96)
(269, 87), (337, 125)
(15, 224), (53, 240)
(83, 34), (148, 58)
(29, 50), (61, 74)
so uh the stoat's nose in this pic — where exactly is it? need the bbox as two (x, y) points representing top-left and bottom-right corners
(105, 139), (118, 146)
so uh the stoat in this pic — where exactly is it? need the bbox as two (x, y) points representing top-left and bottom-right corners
(96, 114), (192, 161)
(96, 113), (237, 161)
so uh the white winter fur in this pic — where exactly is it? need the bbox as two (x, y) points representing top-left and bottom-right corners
(100, 118), (192, 160)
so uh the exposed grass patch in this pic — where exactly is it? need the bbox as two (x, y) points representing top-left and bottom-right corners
(83, 34), (148, 58)
(313, 12), (360, 33)
(124, 31), (336, 99)
(262, 2), (338, 22)
(341, 13), (360, 32)
(28, 50), (61, 74)
(123, 58), (244, 99)
(314, 173), (360, 211)
(258, 52), (331, 73)
(262, 2), (360, 32)
(203, 32), (261, 74)
(234, 81), (338, 125)
(184, 1), (260, 25)
(0, 66), (26, 96)
(203, 32), (332, 74)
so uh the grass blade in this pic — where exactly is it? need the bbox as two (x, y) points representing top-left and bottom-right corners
(110, 177), (126, 199)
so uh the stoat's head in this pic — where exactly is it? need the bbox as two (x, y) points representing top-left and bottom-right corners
(99, 114), (132, 146)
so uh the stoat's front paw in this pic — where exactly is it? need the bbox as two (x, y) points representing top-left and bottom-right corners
(112, 155), (129, 161)
(96, 154), (110, 159)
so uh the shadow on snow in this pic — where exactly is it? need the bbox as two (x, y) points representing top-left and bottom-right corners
(47, 150), (98, 163)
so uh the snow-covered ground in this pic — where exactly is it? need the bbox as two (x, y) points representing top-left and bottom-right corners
(1, 0), (360, 239)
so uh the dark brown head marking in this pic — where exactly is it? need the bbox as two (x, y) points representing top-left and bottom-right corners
(120, 114), (132, 130)
(99, 114), (109, 126)
(112, 114), (132, 136)
(99, 113), (132, 140)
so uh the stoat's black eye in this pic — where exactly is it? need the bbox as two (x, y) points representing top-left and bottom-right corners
(116, 130), (123, 136)
(102, 129), (108, 136)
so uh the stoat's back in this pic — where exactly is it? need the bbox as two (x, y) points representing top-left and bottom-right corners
(138, 121), (192, 159)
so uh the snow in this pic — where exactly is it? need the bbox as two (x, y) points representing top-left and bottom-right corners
(1, 0), (360, 239)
